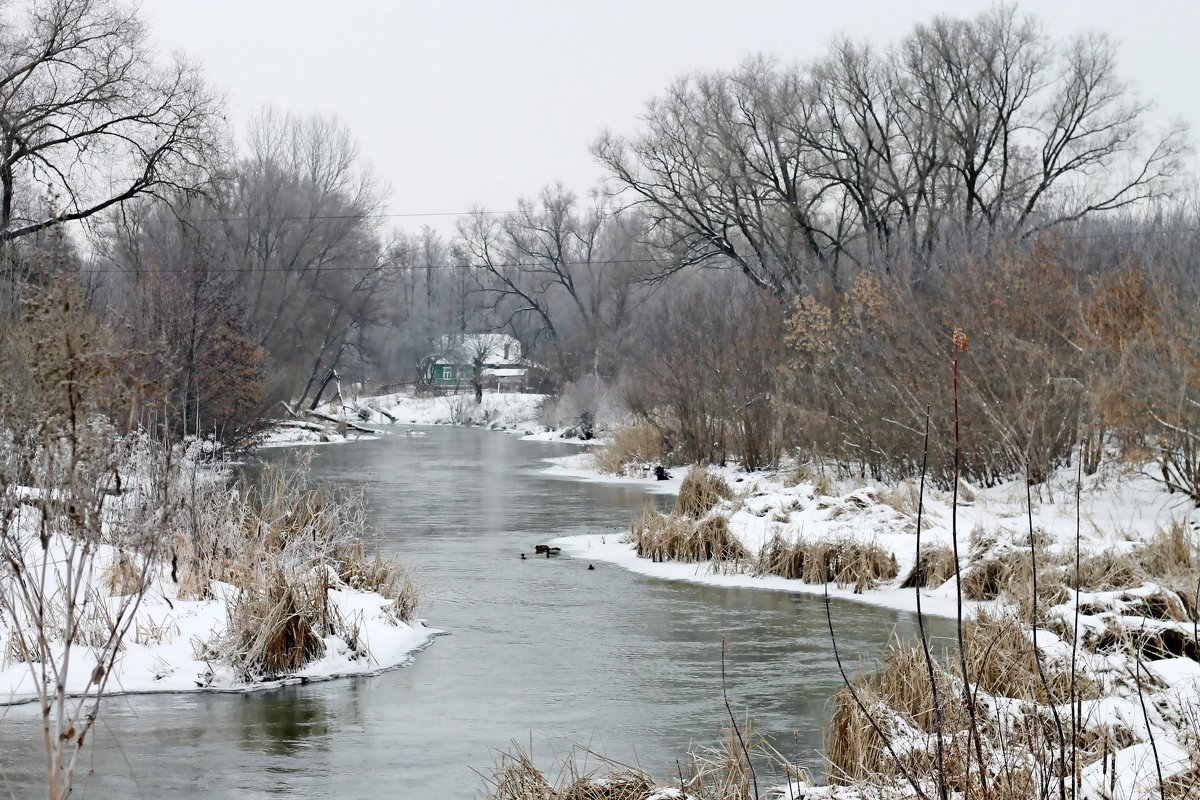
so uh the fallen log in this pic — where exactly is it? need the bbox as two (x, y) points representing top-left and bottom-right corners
(269, 418), (325, 432)
(303, 409), (385, 435)
(278, 401), (384, 435)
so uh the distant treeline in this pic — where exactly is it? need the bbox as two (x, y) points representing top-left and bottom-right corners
(0, 1), (1195, 493)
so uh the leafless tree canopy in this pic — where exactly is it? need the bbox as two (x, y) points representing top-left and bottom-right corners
(593, 5), (1188, 296)
(458, 184), (650, 378)
(0, 0), (219, 242)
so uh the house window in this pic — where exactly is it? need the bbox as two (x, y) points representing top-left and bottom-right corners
(442, 366), (454, 380)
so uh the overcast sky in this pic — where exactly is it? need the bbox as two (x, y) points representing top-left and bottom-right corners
(141, 1), (1199, 231)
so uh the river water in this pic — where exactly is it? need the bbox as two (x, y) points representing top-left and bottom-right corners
(0, 426), (943, 799)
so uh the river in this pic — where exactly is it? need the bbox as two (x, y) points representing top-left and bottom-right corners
(0, 426), (944, 798)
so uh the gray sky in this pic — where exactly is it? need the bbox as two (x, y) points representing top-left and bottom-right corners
(141, 1), (1200, 230)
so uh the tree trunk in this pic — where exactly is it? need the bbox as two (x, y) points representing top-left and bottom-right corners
(472, 353), (485, 405)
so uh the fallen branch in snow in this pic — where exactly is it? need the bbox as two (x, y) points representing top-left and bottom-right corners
(278, 401), (384, 435)
(304, 410), (383, 435)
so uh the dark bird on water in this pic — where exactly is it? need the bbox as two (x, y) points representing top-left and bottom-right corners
(588, 564), (595, 571)
(520, 553), (526, 560)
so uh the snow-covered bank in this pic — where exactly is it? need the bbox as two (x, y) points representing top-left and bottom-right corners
(549, 455), (1195, 620)
(546, 453), (1200, 798)
(541, 451), (687, 494)
(358, 391), (548, 430)
(0, 554), (437, 705)
(257, 423), (382, 449)
(554, 533), (966, 619)
(258, 390), (600, 449)
(1, 441), (435, 707)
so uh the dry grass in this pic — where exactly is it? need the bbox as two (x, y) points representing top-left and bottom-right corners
(174, 459), (421, 676)
(963, 611), (1100, 703)
(390, 572), (421, 623)
(789, 461), (837, 497)
(960, 532), (1069, 623)
(1066, 522), (1197, 596)
(676, 467), (734, 518)
(1075, 587), (1190, 623)
(755, 534), (898, 592)
(876, 481), (921, 516)
(69, 595), (123, 651)
(1070, 549), (1145, 592)
(592, 421), (669, 475)
(961, 547), (1034, 601)
(479, 725), (795, 800)
(826, 642), (964, 785)
(334, 538), (421, 622)
(679, 720), (806, 800)
(899, 545), (958, 589)
(826, 614), (1104, 793)
(102, 552), (147, 596)
(627, 509), (748, 563)
(1164, 768), (1200, 800)
(226, 570), (327, 680)
(1138, 521), (1196, 574)
(479, 746), (658, 800)
(1136, 522), (1199, 618)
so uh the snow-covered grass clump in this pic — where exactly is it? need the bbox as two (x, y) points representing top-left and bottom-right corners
(0, 444), (432, 706)
(550, 460), (1200, 799)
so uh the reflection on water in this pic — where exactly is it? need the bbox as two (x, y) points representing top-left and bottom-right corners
(239, 691), (330, 758)
(0, 427), (949, 799)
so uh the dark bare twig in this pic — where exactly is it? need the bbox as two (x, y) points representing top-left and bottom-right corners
(1132, 620), (1166, 800)
(720, 636), (760, 800)
(1025, 468), (1068, 799)
(913, 405), (948, 800)
(951, 329), (988, 796)
(1194, 565), (1199, 671)
(1071, 434), (1084, 796)
(823, 581), (931, 800)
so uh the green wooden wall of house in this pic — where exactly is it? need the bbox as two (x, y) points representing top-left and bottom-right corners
(426, 362), (461, 386)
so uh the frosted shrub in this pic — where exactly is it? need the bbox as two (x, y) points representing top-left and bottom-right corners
(188, 457), (421, 679)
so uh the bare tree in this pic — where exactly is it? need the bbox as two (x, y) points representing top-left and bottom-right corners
(0, 0), (219, 243)
(458, 185), (648, 380)
(594, 5), (1188, 297)
(0, 264), (173, 800)
(210, 110), (394, 407)
(98, 194), (267, 446)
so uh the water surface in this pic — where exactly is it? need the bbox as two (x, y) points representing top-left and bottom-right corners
(0, 426), (945, 798)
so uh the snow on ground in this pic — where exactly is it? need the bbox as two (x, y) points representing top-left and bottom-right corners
(0, 435), (437, 706)
(259, 390), (596, 449)
(545, 454), (1200, 798)
(549, 457), (1196, 621)
(257, 423), (382, 449)
(0, 533), (437, 707)
(541, 451), (687, 495)
(355, 390), (548, 430)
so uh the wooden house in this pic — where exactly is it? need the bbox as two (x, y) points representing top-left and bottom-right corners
(422, 334), (533, 391)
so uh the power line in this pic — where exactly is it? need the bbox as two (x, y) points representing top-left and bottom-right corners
(191, 208), (533, 223)
(74, 225), (1200, 275)
(178, 175), (1197, 224)
(79, 256), (665, 275)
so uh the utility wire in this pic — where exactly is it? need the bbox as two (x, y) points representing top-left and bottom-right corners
(77, 256), (665, 274)
(191, 209), (531, 222)
(70, 225), (1200, 275)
